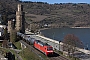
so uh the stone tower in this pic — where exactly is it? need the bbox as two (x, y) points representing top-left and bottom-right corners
(8, 20), (12, 33)
(16, 4), (25, 33)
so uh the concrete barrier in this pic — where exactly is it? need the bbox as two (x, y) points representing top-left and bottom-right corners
(36, 35), (58, 43)
(20, 42), (26, 49)
(36, 35), (63, 45)
(76, 47), (90, 54)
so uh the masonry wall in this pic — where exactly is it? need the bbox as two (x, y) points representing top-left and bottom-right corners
(16, 4), (25, 33)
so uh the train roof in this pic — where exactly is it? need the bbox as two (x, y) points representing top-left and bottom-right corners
(35, 40), (50, 46)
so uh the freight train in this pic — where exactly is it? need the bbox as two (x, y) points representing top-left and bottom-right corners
(17, 32), (53, 56)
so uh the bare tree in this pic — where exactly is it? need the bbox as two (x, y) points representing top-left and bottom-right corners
(62, 34), (83, 56)
(30, 23), (39, 33)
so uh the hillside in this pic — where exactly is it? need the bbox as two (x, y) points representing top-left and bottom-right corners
(0, 0), (90, 27)
(23, 2), (90, 27)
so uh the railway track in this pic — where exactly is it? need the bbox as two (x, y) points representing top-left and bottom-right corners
(49, 52), (69, 60)
(20, 40), (70, 60)
(20, 40), (47, 60)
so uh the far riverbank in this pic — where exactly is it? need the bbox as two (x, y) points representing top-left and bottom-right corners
(71, 27), (90, 28)
(39, 26), (90, 31)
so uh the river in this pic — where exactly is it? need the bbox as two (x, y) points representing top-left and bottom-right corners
(40, 28), (90, 50)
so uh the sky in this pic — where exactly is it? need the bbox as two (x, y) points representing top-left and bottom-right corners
(21, 0), (90, 4)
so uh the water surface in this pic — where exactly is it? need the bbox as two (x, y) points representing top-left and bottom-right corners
(41, 28), (90, 50)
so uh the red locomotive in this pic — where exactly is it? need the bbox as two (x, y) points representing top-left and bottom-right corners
(34, 40), (53, 56)
(17, 32), (54, 56)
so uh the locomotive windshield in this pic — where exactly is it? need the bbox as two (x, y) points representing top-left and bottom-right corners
(47, 47), (53, 50)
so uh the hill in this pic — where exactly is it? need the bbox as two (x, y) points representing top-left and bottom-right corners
(23, 2), (90, 27)
(0, 0), (90, 27)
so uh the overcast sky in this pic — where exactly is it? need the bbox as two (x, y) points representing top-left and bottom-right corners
(21, 0), (90, 4)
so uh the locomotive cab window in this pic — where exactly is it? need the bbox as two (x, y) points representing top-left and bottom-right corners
(47, 47), (53, 50)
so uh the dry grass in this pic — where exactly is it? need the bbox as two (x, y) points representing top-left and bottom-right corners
(25, 14), (47, 22)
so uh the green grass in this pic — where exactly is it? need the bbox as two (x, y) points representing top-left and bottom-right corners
(13, 41), (41, 60)
(20, 48), (41, 60)
(14, 41), (21, 49)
